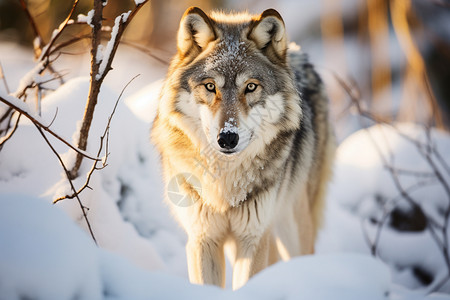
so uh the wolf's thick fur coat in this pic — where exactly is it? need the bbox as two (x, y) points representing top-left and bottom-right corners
(151, 7), (335, 290)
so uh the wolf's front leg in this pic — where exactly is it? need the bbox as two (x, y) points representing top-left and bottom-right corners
(186, 237), (226, 288)
(232, 231), (273, 290)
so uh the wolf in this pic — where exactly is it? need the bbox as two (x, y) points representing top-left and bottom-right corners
(151, 7), (335, 290)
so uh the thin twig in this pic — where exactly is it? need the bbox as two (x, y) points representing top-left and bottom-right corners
(0, 61), (10, 94)
(0, 107), (13, 124)
(18, 0), (42, 39)
(333, 71), (450, 292)
(54, 74), (140, 203)
(14, 57), (49, 99)
(434, 148), (450, 177)
(1, 1), (80, 147)
(0, 94), (100, 161)
(18, 0), (43, 58)
(39, 0), (80, 61)
(367, 178), (440, 255)
(385, 166), (436, 178)
(0, 113), (21, 148)
(49, 34), (92, 55)
(119, 40), (170, 65)
(34, 123), (97, 244)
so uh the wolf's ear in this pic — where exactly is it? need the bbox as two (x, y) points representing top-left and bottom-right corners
(248, 9), (287, 62)
(177, 7), (216, 56)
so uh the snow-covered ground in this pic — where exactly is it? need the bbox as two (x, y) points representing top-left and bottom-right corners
(0, 194), (391, 300)
(1, 39), (450, 299)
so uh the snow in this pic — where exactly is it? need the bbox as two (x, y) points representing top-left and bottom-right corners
(0, 89), (35, 117)
(37, 29), (58, 61)
(77, 10), (95, 27)
(96, 11), (131, 80)
(121, 10), (131, 23)
(317, 124), (450, 296)
(0, 86), (101, 161)
(220, 118), (238, 134)
(13, 60), (46, 97)
(96, 44), (104, 64)
(124, 78), (162, 123)
(1, 17), (450, 300)
(0, 194), (102, 300)
(33, 36), (42, 51)
(240, 254), (390, 300)
(2, 71), (449, 298)
(204, 39), (247, 73)
(134, 0), (147, 6)
(0, 194), (391, 299)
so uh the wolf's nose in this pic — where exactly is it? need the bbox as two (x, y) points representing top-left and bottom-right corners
(217, 132), (239, 150)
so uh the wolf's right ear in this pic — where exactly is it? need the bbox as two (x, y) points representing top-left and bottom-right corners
(177, 7), (216, 56)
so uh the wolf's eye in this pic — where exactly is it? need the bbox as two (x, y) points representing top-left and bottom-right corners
(245, 83), (257, 93)
(205, 83), (216, 93)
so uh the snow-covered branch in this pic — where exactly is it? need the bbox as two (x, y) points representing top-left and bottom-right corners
(0, 0), (81, 145)
(0, 91), (100, 161)
(0, 0), (150, 247)
(69, 0), (149, 179)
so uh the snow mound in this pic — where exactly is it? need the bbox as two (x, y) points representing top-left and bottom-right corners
(2, 61), (450, 298)
(0, 194), (391, 299)
(318, 123), (450, 295)
(240, 254), (390, 300)
(0, 77), (169, 273)
(0, 194), (102, 300)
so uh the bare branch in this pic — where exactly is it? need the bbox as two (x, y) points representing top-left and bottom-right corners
(0, 61), (10, 94)
(1, 1), (82, 146)
(14, 57), (49, 99)
(38, 0), (80, 61)
(118, 40), (169, 65)
(48, 24), (123, 57)
(18, 0), (43, 58)
(49, 34), (92, 56)
(34, 123), (97, 244)
(333, 70), (450, 292)
(385, 166), (436, 178)
(55, 74), (140, 203)
(18, 0), (41, 38)
(434, 148), (450, 177)
(0, 113), (21, 148)
(0, 94), (100, 161)
(69, 0), (149, 179)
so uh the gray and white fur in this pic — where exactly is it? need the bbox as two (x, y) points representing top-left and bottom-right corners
(151, 7), (335, 290)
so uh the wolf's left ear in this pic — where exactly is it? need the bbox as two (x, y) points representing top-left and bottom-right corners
(248, 9), (287, 62)
(177, 7), (216, 56)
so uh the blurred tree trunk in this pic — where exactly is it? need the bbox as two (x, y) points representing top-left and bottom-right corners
(391, 0), (444, 128)
(367, 0), (391, 115)
(410, 0), (450, 128)
(320, 0), (348, 114)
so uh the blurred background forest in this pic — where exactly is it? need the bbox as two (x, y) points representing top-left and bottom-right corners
(1, 0), (449, 141)
(1, 1), (450, 296)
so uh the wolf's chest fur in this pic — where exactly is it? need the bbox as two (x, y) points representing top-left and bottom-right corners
(193, 135), (292, 210)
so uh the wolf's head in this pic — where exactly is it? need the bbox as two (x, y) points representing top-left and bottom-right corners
(160, 7), (301, 156)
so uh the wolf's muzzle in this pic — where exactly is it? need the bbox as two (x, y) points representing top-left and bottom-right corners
(217, 132), (239, 150)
